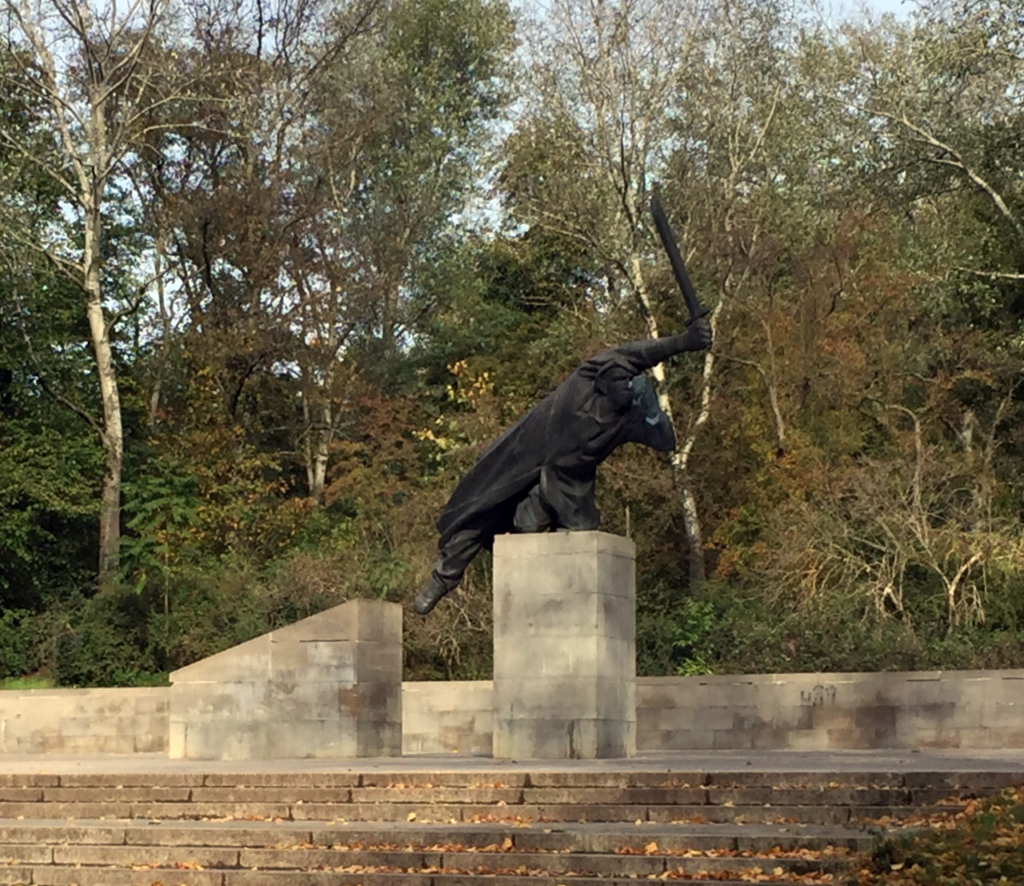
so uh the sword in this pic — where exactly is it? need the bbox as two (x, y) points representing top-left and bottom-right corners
(650, 194), (708, 324)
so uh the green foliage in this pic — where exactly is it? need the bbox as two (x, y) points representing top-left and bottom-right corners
(1, 0), (1024, 688)
(671, 599), (717, 676)
(54, 594), (164, 688)
(0, 420), (101, 608)
(0, 610), (43, 681)
(119, 459), (203, 594)
(638, 581), (1024, 678)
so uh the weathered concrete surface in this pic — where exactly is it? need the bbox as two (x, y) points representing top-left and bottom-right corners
(404, 668), (1024, 755)
(0, 687), (168, 754)
(169, 599), (402, 760)
(637, 670), (1024, 751)
(402, 680), (492, 755)
(4, 666), (1023, 757)
(492, 532), (636, 759)
(4, 646), (1022, 758)
(0, 747), (1022, 774)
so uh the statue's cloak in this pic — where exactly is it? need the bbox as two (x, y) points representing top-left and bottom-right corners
(436, 344), (675, 548)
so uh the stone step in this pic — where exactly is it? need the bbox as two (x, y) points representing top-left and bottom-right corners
(0, 817), (875, 853)
(0, 843), (851, 875)
(0, 797), (971, 825)
(4, 783), (976, 805)
(0, 817), (870, 885)
(1, 769), (1019, 790)
(0, 869), (826, 886)
(0, 800), (963, 823)
(0, 766), (1015, 886)
(0, 772), (991, 827)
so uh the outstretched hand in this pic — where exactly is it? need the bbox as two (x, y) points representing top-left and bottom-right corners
(682, 316), (713, 352)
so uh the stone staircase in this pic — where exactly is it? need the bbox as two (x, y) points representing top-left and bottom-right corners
(0, 766), (1018, 885)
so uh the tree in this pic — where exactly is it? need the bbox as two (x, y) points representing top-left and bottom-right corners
(503, 0), (794, 583)
(833, 1), (1024, 315)
(0, 0), (196, 585)
(292, 0), (514, 502)
(129, 0), (513, 506)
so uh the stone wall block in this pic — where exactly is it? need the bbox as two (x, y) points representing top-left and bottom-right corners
(170, 599), (402, 759)
(270, 640), (357, 683)
(493, 531), (636, 759)
(496, 716), (635, 760)
(636, 671), (1024, 751)
(169, 635), (271, 683)
(401, 681), (493, 755)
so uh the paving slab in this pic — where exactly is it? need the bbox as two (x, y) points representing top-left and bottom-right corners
(0, 748), (1022, 775)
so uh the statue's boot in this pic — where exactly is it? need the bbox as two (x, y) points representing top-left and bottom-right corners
(413, 575), (451, 615)
(415, 533), (479, 615)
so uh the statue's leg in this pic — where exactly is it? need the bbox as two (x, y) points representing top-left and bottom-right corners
(512, 483), (553, 533)
(413, 530), (484, 616)
(539, 466), (599, 531)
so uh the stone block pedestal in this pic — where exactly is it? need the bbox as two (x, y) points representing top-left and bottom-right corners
(169, 599), (402, 760)
(492, 531), (636, 759)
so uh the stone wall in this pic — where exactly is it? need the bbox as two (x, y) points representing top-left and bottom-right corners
(401, 670), (1024, 754)
(169, 599), (402, 760)
(2, 669), (1022, 756)
(637, 670), (1024, 750)
(0, 687), (169, 754)
(402, 680), (493, 755)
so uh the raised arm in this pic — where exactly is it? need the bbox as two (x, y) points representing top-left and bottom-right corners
(614, 317), (712, 373)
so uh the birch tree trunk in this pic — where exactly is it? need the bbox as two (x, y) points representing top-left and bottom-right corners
(307, 383), (334, 507)
(83, 88), (125, 586)
(2, 0), (176, 586)
(84, 199), (125, 585)
(630, 252), (716, 584)
(672, 303), (724, 584)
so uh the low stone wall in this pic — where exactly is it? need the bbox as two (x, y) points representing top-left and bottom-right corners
(2, 669), (1022, 755)
(637, 670), (1024, 750)
(0, 687), (169, 754)
(402, 680), (493, 755)
(0, 679), (491, 757)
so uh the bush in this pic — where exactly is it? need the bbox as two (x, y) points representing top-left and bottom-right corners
(0, 609), (42, 680)
(635, 581), (1024, 678)
(53, 594), (163, 687)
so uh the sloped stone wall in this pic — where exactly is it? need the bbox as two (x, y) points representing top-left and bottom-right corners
(169, 599), (402, 760)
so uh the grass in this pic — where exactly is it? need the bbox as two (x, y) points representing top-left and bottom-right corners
(0, 675), (55, 690)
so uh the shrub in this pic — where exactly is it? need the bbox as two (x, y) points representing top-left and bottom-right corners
(0, 609), (42, 680)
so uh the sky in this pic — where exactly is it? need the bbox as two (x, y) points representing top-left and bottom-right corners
(832, 0), (915, 20)
(871, 0), (913, 13)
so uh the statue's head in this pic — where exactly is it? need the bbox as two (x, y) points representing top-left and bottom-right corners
(595, 363), (635, 412)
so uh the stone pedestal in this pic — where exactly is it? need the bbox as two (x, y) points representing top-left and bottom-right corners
(169, 599), (402, 760)
(492, 531), (636, 759)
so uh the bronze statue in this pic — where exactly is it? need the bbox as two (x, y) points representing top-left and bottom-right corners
(414, 195), (711, 616)
(413, 320), (713, 615)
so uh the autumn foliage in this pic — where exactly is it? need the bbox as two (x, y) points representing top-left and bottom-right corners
(851, 788), (1024, 886)
(1, 0), (1023, 684)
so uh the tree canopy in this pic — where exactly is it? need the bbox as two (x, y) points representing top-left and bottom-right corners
(1, 0), (1022, 685)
